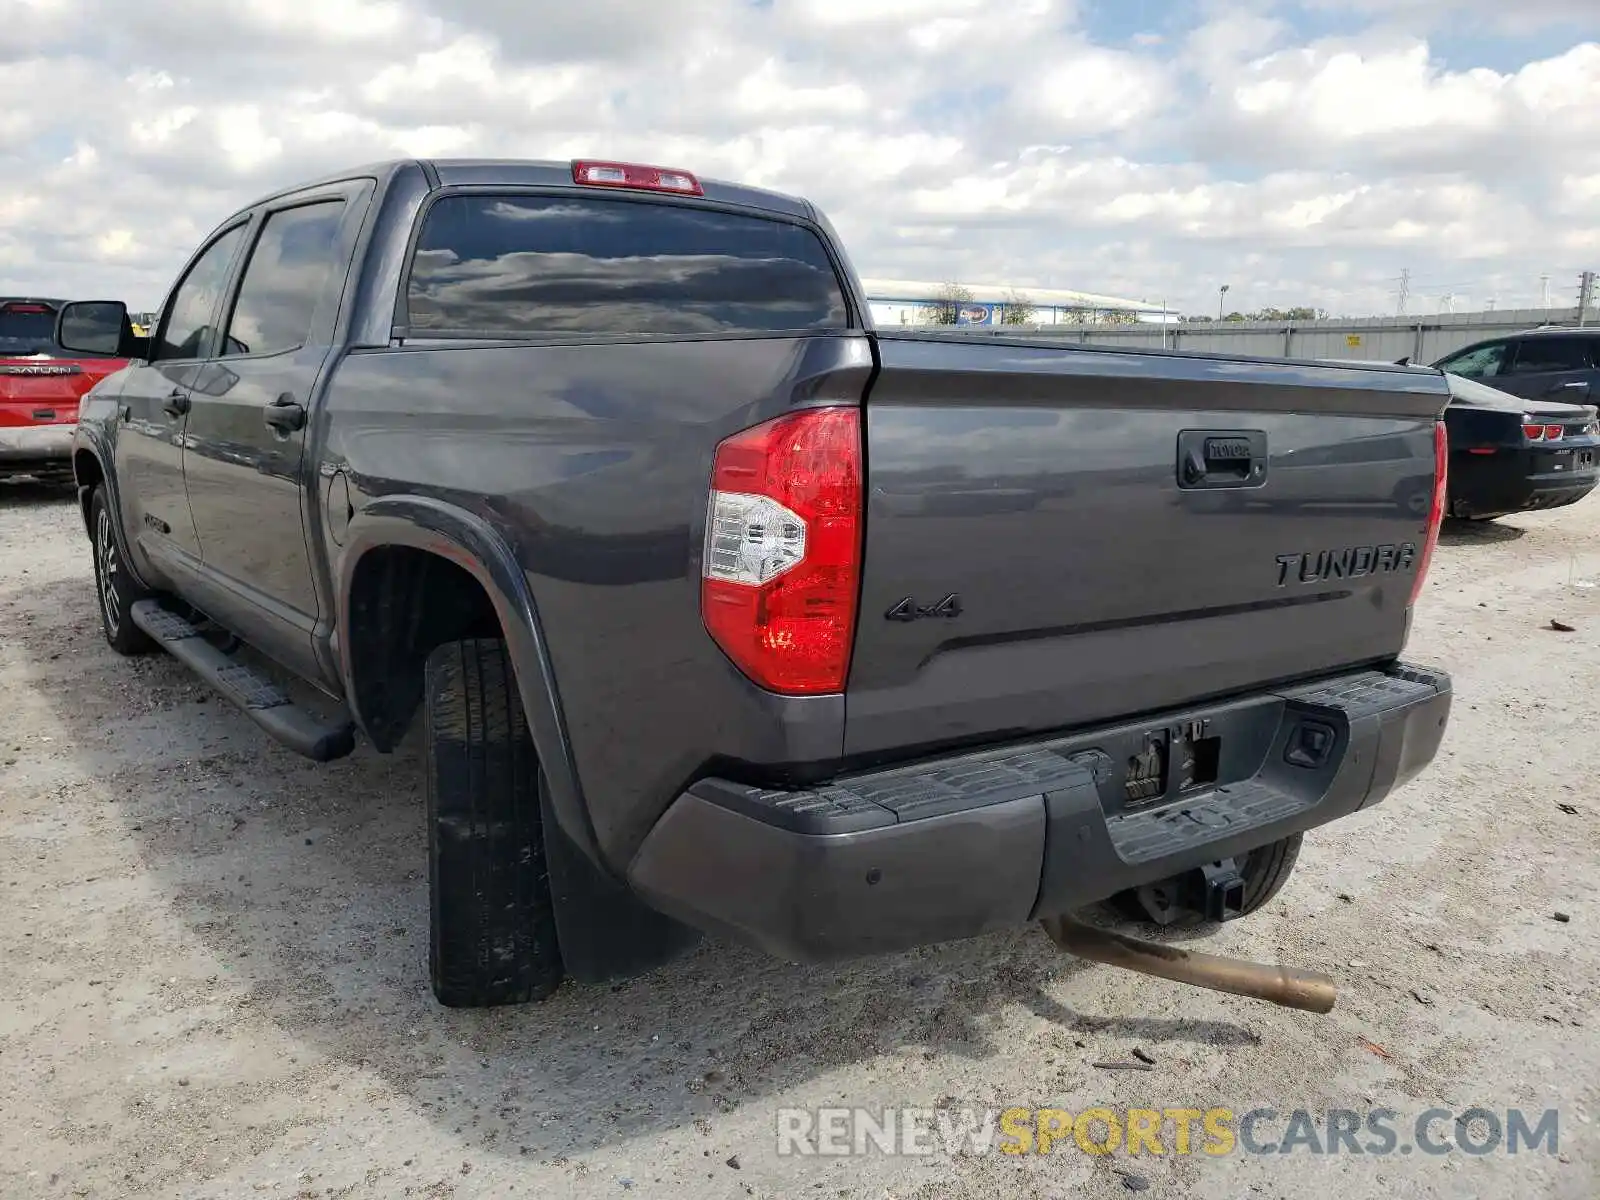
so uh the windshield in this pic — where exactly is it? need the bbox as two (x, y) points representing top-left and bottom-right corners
(0, 304), (59, 356)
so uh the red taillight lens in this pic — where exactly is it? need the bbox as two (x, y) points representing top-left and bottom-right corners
(1410, 420), (1447, 606)
(701, 407), (862, 695)
(572, 159), (703, 196)
(1544, 425), (1563, 441)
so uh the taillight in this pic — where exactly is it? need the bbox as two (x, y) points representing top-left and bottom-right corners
(572, 159), (703, 196)
(1544, 425), (1563, 441)
(1410, 420), (1447, 607)
(701, 407), (862, 694)
(1524, 422), (1564, 441)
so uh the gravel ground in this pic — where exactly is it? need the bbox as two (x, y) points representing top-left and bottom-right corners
(2, 479), (1596, 1200)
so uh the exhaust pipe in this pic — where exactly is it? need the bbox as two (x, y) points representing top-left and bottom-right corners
(1039, 914), (1337, 1014)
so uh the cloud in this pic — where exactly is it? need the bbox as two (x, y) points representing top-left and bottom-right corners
(0, 0), (1596, 321)
(1191, 36), (1600, 175)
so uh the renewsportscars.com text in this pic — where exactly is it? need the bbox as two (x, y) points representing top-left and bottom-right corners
(775, 1106), (1559, 1159)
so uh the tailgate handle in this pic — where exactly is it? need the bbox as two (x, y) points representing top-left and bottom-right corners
(1177, 430), (1267, 489)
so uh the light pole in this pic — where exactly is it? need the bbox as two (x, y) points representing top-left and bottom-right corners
(1218, 284), (1230, 321)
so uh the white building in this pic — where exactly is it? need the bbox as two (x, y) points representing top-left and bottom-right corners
(861, 277), (1171, 328)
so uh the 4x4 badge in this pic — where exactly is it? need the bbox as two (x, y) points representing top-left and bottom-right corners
(885, 593), (962, 623)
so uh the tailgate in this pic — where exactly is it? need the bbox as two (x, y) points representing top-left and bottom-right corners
(845, 333), (1450, 757)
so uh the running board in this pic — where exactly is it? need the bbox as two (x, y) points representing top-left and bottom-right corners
(129, 599), (356, 762)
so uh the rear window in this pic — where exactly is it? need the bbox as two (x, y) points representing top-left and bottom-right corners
(405, 194), (849, 338)
(0, 303), (58, 354)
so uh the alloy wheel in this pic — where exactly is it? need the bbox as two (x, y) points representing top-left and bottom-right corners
(97, 505), (121, 636)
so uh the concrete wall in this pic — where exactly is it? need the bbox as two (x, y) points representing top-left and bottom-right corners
(943, 307), (1593, 364)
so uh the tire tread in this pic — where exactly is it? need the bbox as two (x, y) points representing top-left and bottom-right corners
(89, 485), (155, 656)
(425, 638), (563, 1007)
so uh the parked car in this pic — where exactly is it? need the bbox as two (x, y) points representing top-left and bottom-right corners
(0, 297), (129, 485)
(1429, 326), (1599, 404)
(1351, 357), (1597, 521)
(59, 158), (1454, 1008)
(1437, 373), (1597, 520)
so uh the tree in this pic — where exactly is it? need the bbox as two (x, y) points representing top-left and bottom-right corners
(925, 282), (974, 325)
(1000, 289), (1036, 326)
(1246, 306), (1329, 322)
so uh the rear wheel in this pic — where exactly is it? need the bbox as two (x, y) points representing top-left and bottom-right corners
(89, 485), (155, 656)
(424, 637), (564, 1007)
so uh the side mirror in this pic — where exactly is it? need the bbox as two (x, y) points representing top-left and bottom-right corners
(55, 300), (145, 359)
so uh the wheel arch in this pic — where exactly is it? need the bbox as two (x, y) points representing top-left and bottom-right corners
(72, 446), (104, 537)
(71, 436), (157, 595)
(338, 496), (603, 870)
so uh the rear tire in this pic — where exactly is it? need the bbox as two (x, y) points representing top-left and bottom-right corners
(89, 485), (155, 656)
(1105, 833), (1304, 929)
(424, 638), (564, 1007)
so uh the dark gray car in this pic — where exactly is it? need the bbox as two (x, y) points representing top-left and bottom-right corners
(1431, 327), (1599, 405)
(58, 158), (1454, 1009)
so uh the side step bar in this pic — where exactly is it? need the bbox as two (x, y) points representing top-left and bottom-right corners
(129, 599), (356, 763)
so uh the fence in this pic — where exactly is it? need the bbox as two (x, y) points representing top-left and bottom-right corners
(952, 307), (1593, 364)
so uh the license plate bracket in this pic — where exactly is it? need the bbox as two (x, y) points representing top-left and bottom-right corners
(1122, 719), (1222, 810)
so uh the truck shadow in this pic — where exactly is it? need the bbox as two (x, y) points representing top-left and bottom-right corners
(1439, 518), (1526, 546)
(20, 576), (1262, 1165)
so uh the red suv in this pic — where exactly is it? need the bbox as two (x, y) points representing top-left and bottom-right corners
(1, 298), (129, 485)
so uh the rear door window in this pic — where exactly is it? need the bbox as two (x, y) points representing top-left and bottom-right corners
(405, 194), (849, 337)
(221, 200), (347, 357)
(1507, 337), (1593, 374)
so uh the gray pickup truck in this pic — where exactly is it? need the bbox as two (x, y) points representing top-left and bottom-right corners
(59, 158), (1453, 1008)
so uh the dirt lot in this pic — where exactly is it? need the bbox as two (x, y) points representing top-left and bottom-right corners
(2, 481), (1596, 1200)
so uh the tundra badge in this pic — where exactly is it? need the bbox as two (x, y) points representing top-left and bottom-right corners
(1276, 543), (1417, 587)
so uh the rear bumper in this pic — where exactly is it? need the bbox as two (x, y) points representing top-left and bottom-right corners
(0, 422), (74, 467)
(628, 662), (1451, 963)
(1452, 447), (1598, 517)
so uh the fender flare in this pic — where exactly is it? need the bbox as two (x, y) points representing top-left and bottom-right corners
(71, 430), (158, 596)
(338, 495), (605, 873)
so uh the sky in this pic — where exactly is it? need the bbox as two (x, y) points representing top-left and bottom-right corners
(3, 0), (1598, 318)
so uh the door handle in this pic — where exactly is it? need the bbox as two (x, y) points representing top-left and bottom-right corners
(264, 393), (306, 433)
(162, 389), (190, 418)
(1177, 430), (1268, 489)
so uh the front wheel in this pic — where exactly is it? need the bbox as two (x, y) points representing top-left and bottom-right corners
(89, 485), (155, 656)
(424, 637), (564, 1007)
